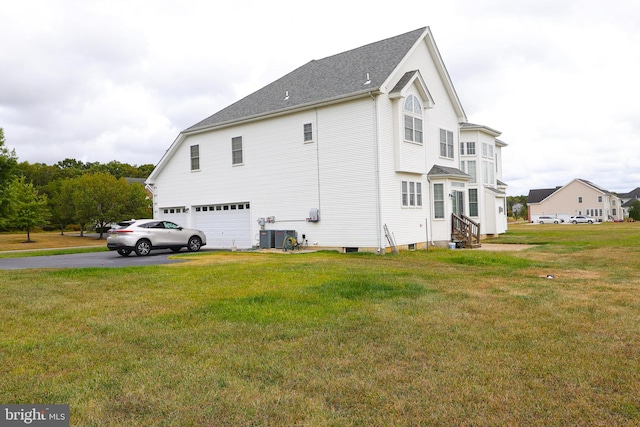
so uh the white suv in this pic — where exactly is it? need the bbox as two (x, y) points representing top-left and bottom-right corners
(107, 219), (207, 256)
(538, 216), (562, 224)
(569, 215), (596, 224)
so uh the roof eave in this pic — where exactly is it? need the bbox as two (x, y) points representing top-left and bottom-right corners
(183, 89), (383, 135)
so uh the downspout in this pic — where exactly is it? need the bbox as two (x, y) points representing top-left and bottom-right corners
(315, 108), (321, 213)
(426, 176), (435, 246)
(370, 91), (383, 253)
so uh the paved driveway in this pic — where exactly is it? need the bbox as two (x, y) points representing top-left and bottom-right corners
(0, 250), (199, 270)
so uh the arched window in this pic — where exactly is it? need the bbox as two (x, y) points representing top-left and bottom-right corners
(404, 95), (423, 143)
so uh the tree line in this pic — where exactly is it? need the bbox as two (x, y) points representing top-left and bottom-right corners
(0, 128), (153, 241)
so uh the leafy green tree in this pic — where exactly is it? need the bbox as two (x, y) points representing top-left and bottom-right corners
(507, 195), (528, 221)
(124, 182), (152, 219)
(16, 161), (59, 191)
(47, 178), (78, 234)
(0, 128), (19, 228)
(7, 176), (49, 242)
(628, 200), (640, 221)
(55, 158), (87, 179)
(71, 173), (150, 238)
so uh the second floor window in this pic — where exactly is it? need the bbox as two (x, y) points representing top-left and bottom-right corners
(403, 95), (423, 143)
(232, 137), (243, 165)
(190, 145), (200, 171)
(462, 160), (477, 183)
(440, 129), (454, 158)
(303, 123), (313, 142)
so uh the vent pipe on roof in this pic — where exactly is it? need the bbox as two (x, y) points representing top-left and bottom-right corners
(284, 90), (289, 100)
(364, 72), (371, 85)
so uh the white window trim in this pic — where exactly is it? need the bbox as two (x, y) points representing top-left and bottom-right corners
(232, 136), (243, 166)
(401, 180), (423, 208)
(403, 95), (424, 145)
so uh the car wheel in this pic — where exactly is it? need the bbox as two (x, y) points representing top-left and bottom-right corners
(554, 221), (559, 224)
(588, 220), (593, 224)
(187, 236), (202, 252)
(539, 221), (544, 224)
(572, 220), (577, 224)
(117, 248), (132, 257)
(134, 239), (152, 256)
(170, 248), (181, 253)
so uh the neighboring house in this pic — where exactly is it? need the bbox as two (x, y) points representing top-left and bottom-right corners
(617, 187), (640, 218)
(146, 27), (508, 251)
(527, 179), (624, 223)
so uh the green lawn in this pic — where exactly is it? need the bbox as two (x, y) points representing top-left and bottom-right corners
(1, 223), (639, 425)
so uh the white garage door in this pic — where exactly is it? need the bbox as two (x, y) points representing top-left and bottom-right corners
(160, 207), (188, 226)
(194, 202), (252, 249)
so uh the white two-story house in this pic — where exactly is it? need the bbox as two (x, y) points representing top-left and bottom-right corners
(146, 27), (508, 252)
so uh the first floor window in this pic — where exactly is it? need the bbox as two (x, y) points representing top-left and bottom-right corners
(434, 183), (444, 218)
(303, 123), (313, 142)
(440, 129), (454, 158)
(232, 136), (243, 165)
(401, 180), (423, 207)
(402, 181), (408, 206)
(469, 189), (478, 216)
(190, 145), (200, 171)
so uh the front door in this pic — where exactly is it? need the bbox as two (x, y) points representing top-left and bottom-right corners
(452, 190), (465, 216)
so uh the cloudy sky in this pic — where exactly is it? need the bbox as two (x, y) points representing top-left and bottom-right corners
(1, 0), (638, 195)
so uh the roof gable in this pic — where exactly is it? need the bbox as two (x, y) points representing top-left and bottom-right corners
(389, 70), (435, 108)
(185, 27), (429, 132)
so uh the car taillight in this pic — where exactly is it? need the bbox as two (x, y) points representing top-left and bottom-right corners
(116, 230), (133, 233)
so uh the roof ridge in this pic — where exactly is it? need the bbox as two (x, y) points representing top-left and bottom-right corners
(184, 27), (428, 133)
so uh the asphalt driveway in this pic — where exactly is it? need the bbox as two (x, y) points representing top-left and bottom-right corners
(0, 250), (200, 270)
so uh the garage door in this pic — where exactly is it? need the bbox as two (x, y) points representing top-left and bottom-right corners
(194, 202), (252, 249)
(160, 207), (187, 226)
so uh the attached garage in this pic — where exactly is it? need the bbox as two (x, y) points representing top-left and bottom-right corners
(160, 207), (188, 226)
(194, 202), (252, 249)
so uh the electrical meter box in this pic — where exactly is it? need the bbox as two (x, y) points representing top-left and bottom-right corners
(308, 208), (319, 222)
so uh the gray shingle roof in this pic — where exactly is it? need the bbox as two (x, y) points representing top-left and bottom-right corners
(618, 187), (640, 199)
(185, 27), (427, 132)
(527, 188), (560, 204)
(427, 164), (470, 179)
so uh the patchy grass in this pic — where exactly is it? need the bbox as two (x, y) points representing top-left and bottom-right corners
(0, 231), (106, 253)
(0, 224), (639, 425)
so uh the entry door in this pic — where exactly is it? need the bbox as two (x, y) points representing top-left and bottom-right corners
(452, 191), (465, 216)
